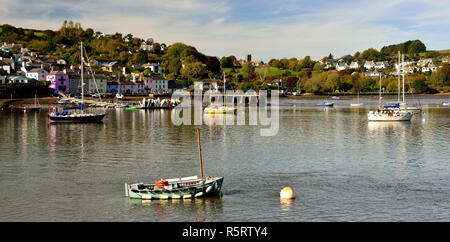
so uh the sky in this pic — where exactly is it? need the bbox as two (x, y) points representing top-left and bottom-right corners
(0, 0), (449, 62)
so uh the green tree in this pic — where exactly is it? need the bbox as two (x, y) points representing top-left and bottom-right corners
(180, 62), (207, 79)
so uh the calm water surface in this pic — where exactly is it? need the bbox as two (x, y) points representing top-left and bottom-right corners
(0, 97), (449, 221)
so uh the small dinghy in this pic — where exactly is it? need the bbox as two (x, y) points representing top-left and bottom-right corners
(317, 101), (334, 107)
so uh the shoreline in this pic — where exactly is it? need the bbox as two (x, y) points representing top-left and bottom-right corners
(1, 93), (449, 109)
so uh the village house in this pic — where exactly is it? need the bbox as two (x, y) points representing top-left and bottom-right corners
(364, 71), (385, 77)
(0, 57), (15, 70)
(417, 58), (435, 66)
(194, 79), (222, 92)
(422, 63), (438, 73)
(69, 73), (107, 95)
(0, 60), (11, 74)
(320, 59), (336, 69)
(146, 76), (170, 93)
(47, 71), (69, 94)
(335, 62), (349, 71)
(140, 38), (154, 52)
(25, 68), (48, 81)
(142, 63), (162, 73)
(364, 61), (376, 70)
(101, 61), (119, 73)
(441, 56), (450, 64)
(375, 61), (389, 69)
(118, 82), (137, 95)
(107, 81), (119, 94)
(349, 61), (362, 69)
(249, 61), (264, 67)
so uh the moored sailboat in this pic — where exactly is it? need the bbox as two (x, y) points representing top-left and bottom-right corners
(350, 91), (364, 107)
(48, 42), (106, 123)
(23, 94), (41, 112)
(125, 129), (224, 200)
(368, 74), (412, 121)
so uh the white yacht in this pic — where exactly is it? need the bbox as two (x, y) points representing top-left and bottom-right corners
(368, 73), (412, 121)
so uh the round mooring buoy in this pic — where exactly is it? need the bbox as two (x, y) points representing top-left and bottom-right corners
(280, 187), (295, 199)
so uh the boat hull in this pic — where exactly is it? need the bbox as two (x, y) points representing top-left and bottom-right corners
(317, 103), (334, 107)
(368, 112), (413, 121)
(125, 177), (224, 200)
(350, 103), (364, 107)
(23, 107), (41, 112)
(48, 113), (106, 123)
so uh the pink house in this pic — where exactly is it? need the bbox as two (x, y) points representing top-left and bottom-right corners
(119, 82), (137, 94)
(47, 71), (69, 94)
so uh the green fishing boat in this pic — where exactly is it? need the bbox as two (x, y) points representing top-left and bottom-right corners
(125, 129), (224, 200)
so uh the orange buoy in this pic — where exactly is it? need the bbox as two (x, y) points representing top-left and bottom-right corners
(280, 187), (295, 199)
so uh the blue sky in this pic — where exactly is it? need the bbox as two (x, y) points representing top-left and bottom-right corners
(1, 0), (449, 61)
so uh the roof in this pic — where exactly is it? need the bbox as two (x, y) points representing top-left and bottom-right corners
(28, 68), (48, 73)
(102, 61), (118, 67)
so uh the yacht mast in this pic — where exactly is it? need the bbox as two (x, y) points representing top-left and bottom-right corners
(402, 54), (405, 103)
(81, 41), (84, 107)
(379, 74), (382, 107)
(397, 51), (401, 103)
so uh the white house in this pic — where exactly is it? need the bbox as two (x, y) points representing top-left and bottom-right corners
(145, 76), (169, 93)
(0, 60), (11, 74)
(349, 61), (362, 69)
(335, 62), (349, 71)
(375, 61), (389, 69)
(321, 59), (336, 69)
(142, 63), (162, 73)
(194, 79), (221, 92)
(364, 61), (375, 70)
(417, 58), (435, 66)
(364, 71), (385, 77)
(25, 68), (48, 81)
(422, 63), (438, 72)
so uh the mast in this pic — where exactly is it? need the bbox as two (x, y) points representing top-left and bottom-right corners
(379, 73), (382, 107)
(397, 51), (401, 103)
(223, 71), (226, 107)
(402, 54), (405, 103)
(81, 41), (84, 107)
(196, 128), (204, 183)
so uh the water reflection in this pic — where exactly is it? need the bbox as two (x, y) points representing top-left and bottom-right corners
(280, 198), (294, 212)
(367, 121), (410, 133)
(126, 197), (224, 222)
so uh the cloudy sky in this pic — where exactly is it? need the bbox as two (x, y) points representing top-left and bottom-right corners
(0, 0), (449, 61)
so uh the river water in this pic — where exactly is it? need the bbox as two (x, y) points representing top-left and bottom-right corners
(0, 97), (449, 221)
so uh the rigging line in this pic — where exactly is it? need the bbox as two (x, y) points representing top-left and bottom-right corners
(82, 45), (103, 104)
